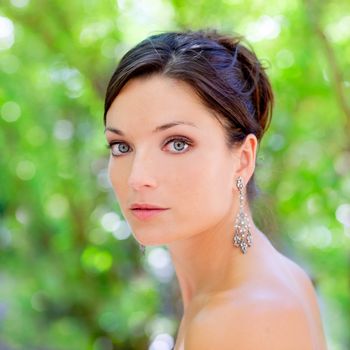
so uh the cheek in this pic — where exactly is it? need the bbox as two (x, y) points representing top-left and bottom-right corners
(108, 160), (125, 199)
(171, 151), (234, 222)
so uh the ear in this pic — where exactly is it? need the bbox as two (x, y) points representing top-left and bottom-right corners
(234, 133), (258, 182)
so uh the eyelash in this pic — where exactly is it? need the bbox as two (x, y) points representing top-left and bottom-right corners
(105, 136), (193, 157)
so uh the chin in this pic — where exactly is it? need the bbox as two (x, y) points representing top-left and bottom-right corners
(131, 228), (178, 247)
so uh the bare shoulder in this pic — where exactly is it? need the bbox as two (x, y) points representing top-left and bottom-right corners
(275, 251), (328, 348)
(276, 250), (317, 293)
(276, 252), (325, 322)
(185, 292), (316, 350)
(184, 250), (328, 350)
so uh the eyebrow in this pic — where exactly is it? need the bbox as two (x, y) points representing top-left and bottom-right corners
(104, 121), (198, 135)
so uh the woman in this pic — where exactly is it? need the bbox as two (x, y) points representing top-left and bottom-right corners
(103, 29), (327, 349)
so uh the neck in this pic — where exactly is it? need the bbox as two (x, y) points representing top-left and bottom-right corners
(167, 204), (266, 312)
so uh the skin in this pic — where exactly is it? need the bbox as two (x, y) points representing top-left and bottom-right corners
(105, 74), (328, 349)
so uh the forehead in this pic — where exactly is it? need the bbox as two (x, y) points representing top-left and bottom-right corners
(105, 75), (220, 128)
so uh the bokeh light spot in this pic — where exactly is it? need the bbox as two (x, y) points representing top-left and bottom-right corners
(1, 101), (21, 122)
(246, 15), (282, 42)
(10, 0), (30, 8)
(111, 220), (132, 240)
(147, 248), (174, 283)
(97, 168), (111, 190)
(79, 22), (110, 46)
(81, 246), (113, 273)
(336, 204), (350, 227)
(16, 160), (36, 180)
(292, 225), (333, 249)
(45, 193), (69, 219)
(276, 49), (295, 69)
(149, 333), (174, 350)
(54, 119), (74, 141)
(101, 212), (121, 232)
(15, 207), (29, 224)
(145, 316), (175, 341)
(0, 16), (15, 50)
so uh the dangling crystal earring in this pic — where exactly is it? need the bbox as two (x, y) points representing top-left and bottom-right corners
(233, 176), (253, 254)
(139, 243), (146, 255)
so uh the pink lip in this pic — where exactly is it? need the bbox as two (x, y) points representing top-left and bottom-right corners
(131, 208), (169, 220)
(130, 203), (167, 210)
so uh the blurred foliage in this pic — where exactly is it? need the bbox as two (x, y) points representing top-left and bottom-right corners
(0, 0), (349, 349)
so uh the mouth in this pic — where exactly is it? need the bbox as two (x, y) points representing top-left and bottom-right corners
(130, 208), (169, 220)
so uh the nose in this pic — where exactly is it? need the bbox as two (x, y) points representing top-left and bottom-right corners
(127, 153), (157, 190)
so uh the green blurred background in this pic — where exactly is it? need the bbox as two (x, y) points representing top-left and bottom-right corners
(0, 0), (349, 349)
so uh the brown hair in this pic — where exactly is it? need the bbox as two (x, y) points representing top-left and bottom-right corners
(103, 28), (274, 205)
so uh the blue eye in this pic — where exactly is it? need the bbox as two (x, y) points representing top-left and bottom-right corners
(106, 142), (130, 157)
(167, 138), (190, 152)
(106, 136), (193, 157)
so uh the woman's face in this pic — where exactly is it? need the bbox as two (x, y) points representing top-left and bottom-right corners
(105, 74), (243, 246)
